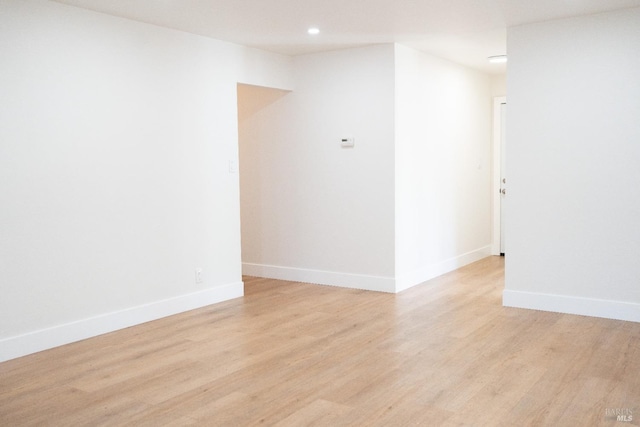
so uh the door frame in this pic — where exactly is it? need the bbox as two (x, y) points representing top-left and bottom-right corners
(492, 97), (507, 255)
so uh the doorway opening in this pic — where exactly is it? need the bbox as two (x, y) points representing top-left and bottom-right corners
(236, 83), (291, 280)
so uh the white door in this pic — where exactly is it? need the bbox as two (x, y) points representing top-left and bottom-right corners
(492, 97), (506, 256)
(499, 102), (507, 255)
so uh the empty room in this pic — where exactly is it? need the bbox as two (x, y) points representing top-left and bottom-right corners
(1, 0), (639, 425)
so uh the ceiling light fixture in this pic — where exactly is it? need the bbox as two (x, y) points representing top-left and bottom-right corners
(488, 55), (508, 64)
(308, 27), (320, 35)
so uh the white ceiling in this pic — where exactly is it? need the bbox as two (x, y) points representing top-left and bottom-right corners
(53, 0), (640, 75)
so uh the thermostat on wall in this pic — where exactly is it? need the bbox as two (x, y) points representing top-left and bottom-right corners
(341, 137), (355, 148)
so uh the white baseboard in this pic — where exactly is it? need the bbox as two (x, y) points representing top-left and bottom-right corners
(503, 290), (640, 323)
(242, 263), (395, 293)
(0, 282), (244, 363)
(243, 247), (492, 294)
(395, 246), (493, 292)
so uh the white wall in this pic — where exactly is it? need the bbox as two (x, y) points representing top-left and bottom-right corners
(0, 0), (292, 361)
(491, 74), (507, 97)
(504, 8), (640, 322)
(240, 45), (397, 292)
(240, 44), (493, 293)
(394, 45), (493, 291)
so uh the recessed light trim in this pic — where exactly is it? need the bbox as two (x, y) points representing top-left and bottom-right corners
(308, 27), (320, 35)
(488, 55), (508, 64)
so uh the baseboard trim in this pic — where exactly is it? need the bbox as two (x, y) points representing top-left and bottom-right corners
(395, 246), (493, 292)
(0, 282), (244, 363)
(503, 289), (640, 323)
(242, 263), (395, 293)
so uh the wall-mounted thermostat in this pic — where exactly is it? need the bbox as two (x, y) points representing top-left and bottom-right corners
(341, 137), (355, 148)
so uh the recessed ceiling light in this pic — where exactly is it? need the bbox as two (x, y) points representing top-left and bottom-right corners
(308, 27), (320, 35)
(488, 55), (508, 64)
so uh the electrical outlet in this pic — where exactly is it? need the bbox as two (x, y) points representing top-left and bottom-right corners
(341, 137), (355, 148)
(195, 268), (203, 284)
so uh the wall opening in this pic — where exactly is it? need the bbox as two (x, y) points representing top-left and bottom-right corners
(236, 83), (291, 280)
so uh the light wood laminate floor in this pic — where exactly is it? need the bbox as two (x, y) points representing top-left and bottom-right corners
(1, 256), (639, 426)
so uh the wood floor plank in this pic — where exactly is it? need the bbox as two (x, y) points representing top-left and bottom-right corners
(2, 256), (639, 425)
(272, 399), (352, 427)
